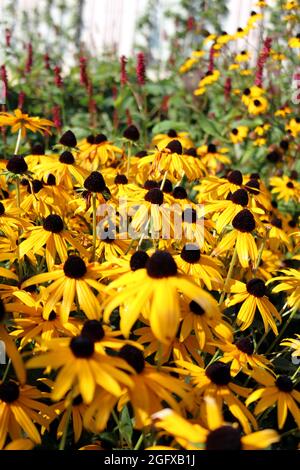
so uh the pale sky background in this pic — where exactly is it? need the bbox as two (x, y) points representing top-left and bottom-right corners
(0, 0), (263, 57)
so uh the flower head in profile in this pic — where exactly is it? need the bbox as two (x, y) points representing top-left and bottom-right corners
(0, 109), (54, 137)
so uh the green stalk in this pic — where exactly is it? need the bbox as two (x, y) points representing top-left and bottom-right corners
(91, 192), (97, 261)
(59, 400), (73, 450)
(218, 243), (238, 306)
(266, 307), (298, 355)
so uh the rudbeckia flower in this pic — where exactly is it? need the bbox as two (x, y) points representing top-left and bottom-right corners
(247, 96), (269, 115)
(281, 334), (300, 361)
(174, 243), (224, 290)
(0, 381), (51, 448)
(180, 298), (232, 350)
(0, 200), (29, 238)
(85, 345), (191, 430)
(214, 336), (271, 376)
(246, 369), (300, 429)
(151, 129), (193, 151)
(135, 323), (204, 366)
(19, 214), (89, 269)
(288, 34), (300, 47)
(0, 109), (54, 137)
(27, 335), (134, 403)
(104, 250), (219, 344)
(235, 50), (251, 62)
(226, 278), (281, 333)
(269, 268), (300, 309)
(21, 255), (106, 323)
(175, 360), (257, 433)
(285, 117), (300, 137)
(78, 133), (123, 170)
(270, 175), (300, 203)
(229, 126), (249, 144)
(34, 151), (88, 189)
(213, 209), (258, 268)
(152, 397), (278, 450)
(196, 144), (231, 173)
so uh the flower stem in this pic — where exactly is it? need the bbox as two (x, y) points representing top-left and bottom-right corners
(59, 400), (73, 450)
(15, 178), (23, 281)
(1, 358), (11, 382)
(126, 141), (132, 179)
(134, 433), (144, 450)
(91, 192), (97, 261)
(266, 307), (297, 355)
(218, 243), (238, 306)
(14, 128), (22, 155)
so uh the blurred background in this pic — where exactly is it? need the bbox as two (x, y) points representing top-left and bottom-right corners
(0, 0), (263, 63)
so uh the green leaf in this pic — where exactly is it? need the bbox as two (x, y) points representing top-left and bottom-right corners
(151, 120), (188, 135)
(118, 406), (133, 446)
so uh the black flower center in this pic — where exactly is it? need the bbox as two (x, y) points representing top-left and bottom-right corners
(246, 179), (260, 194)
(146, 251), (177, 278)
(119, 345), (145, 374)
(185, 148), (197, 157)
(254, 99), (261, 107)
(271, 217), (282, 229)
(32, 180), (43, 193)
(144, 180), (159, 190)
(166, 140), (182, 154)
(123, 125), (140, 141)
(207, 143), (217, 153)
(231, 189), (249, 206)
(144, 188), (164, 205)
(167, 129), (177, 137)
(43, 214), (64, 233)
(250, 173), (260, 180)
(280, 140), (289, 151)
(81, 320), (105, 342)
(136, 150), (148, 158)
(189, 300), (205, 316)
(0, 299), (6, 322)
(275, 375), (294, 393)
(130, 251), (149, 271)
(286, 181), (294, 189)
(59, 150), (75, 164)
(73, 394), (83, 406)
(235, 336), (254, 355)
(231, 128), (238, 135)
(0, 381), (20, 403)
(84, 171), (106, 193)
(227, 170), (243, 185)
(267, 151), (281, 163)
(6, 155), (28, 174)
(243, 88), (251, 95)
(31, 143), (45, 155)
(48, 311), (57, 321)
(46, 174), (56, 185)
(94, 133), (107, 144)
(59, 130), (77, 147)
(159, 179), (172, 193)
(232, 209), (255, 232)
(63, 255), (87, 279)
(0, 202), (5, 216)
(70, 335), (94, 358)
(206, 426), (241, 451)
(181, 244), (201, 263)
(246, 278), (266, 297)
(114, 174), (128, 185)
(86, 135), (95, 144)
(173, 186), (187, 199)
(206, 362), (231, 385)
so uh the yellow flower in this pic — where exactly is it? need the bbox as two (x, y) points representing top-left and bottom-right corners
(152, 397), (278, 450)
(247, 96), (269, 115)
(0, 109), (54, 137)
(230, 126), (248, 143)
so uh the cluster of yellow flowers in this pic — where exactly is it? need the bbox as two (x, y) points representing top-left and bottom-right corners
(0, 101), (299, 450)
